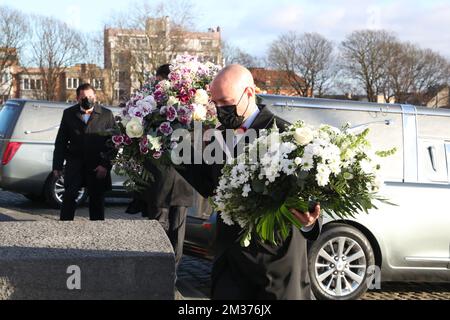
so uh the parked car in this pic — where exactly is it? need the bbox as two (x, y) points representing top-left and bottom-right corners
(0, 99), (128, 208)
(185, 94), (450, 300)
(1, 97), (449, 300)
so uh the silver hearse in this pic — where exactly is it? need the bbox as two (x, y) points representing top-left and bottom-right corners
(186, 95), (450, 299)
(0, 99), (127, 207)
(0, 97), (449, 300)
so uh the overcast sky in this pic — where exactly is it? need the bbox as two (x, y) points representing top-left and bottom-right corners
(2, 0), (450, 59)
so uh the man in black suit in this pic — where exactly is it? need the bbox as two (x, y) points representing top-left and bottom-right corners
(176, 64), (322, 299)
(142, 161), (193, 268)
(53, 83), (116, 221)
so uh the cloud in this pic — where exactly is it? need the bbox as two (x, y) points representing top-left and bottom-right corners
(65, 4), (81, 29)
(215, 0), (450, 59)
(268, 4), (304, 30)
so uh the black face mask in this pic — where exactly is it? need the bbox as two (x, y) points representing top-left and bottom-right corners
(216, 105), (245, 129)
(216, 90), (248, 129)
(80, 97), (94, 110)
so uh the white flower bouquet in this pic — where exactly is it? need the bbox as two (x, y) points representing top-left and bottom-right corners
(213, 121), (396, 247)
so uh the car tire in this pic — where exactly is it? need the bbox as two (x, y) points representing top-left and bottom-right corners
(44, 173), (88, 209)
(308, 223), (376, 300)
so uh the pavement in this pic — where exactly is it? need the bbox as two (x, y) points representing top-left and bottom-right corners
(0, 189), (448, 300)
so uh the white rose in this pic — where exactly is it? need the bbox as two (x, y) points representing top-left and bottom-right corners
(126, 117), (144, 138)
(192, 104), (207, 121)
(167, 96), (180, 107)
(294, 157), (303, 166)
(194, 89), (209, 105)
(294, 127), (314, 146)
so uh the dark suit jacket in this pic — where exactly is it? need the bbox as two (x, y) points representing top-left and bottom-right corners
(53, 103), (116, 191)
(176, 106), (322, 299)
(142, 160), (193, 208)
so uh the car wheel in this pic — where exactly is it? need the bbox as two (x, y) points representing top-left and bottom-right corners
(308, 223), (376, 300)
(44, 174), (87, 208)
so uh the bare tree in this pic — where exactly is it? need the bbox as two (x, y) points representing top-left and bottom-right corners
(409, 48), (450, 105)
(0, 6), (29, 100)
(83, 31), (104, 68)
(222, 40), (260, 67)
(340, 30), (398, 102)
(268, 32), (336, 97)
(79, 31), (114, 104)
(107, 0), (195, 30)
(378, 41), (450, 105)
(27, 16), (84, 101)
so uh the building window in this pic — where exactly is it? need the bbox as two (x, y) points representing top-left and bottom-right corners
(67, 78), (79, 90)
(92, 78), (104, 90)
(30, 79), (42, 90)
(117, 71), (128, 82)
(22, 78), (30, 90)
(200, 40), (212, 47)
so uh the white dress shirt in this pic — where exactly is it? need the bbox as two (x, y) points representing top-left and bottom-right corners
(80, 106), (94, 124)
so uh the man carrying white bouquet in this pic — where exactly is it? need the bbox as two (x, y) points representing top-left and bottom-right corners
(176, 65), (322, 300)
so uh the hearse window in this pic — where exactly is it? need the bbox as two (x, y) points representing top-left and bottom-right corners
(0, 103), (21, 139)
(418, 139), (448, 184)
(445, 143), (450, 183)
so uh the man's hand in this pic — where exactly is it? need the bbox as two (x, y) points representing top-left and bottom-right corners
(53, 170), (63, 179)
(94, 165), (108, 179)
(290, 203), (321, 228)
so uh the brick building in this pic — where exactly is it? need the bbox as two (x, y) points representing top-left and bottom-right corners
(63, 64), (112, 104)
(249, 68), (310, 96)
(104, 17), (223, 104)
(0, 48), (20, 103)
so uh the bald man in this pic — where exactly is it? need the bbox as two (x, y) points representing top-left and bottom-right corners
(177, 64), (322, 300)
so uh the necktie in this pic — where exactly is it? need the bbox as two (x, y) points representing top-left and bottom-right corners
(234, 126), (247, 135)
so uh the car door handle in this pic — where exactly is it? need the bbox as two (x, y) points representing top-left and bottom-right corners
(24, 125), (60, 135)
(427, 146), (437, 171)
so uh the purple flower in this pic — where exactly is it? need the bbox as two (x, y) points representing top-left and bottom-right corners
(153, 151), (163, 159)
(177, 106), (189, 116)
(140, 146), (149, 155)
(112, 135), (124, 145)
(123, 135), (132, 145)
(178, 114), (192, 126)
(139, 136), (148, 147)
(177, 90), (191, 104)
(166, 106), (177, 122)
(158, 122), (173, 136)
(188, 88), (197, 98)
(153, 89), (166, 103)
(169, 72), (180, 82)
